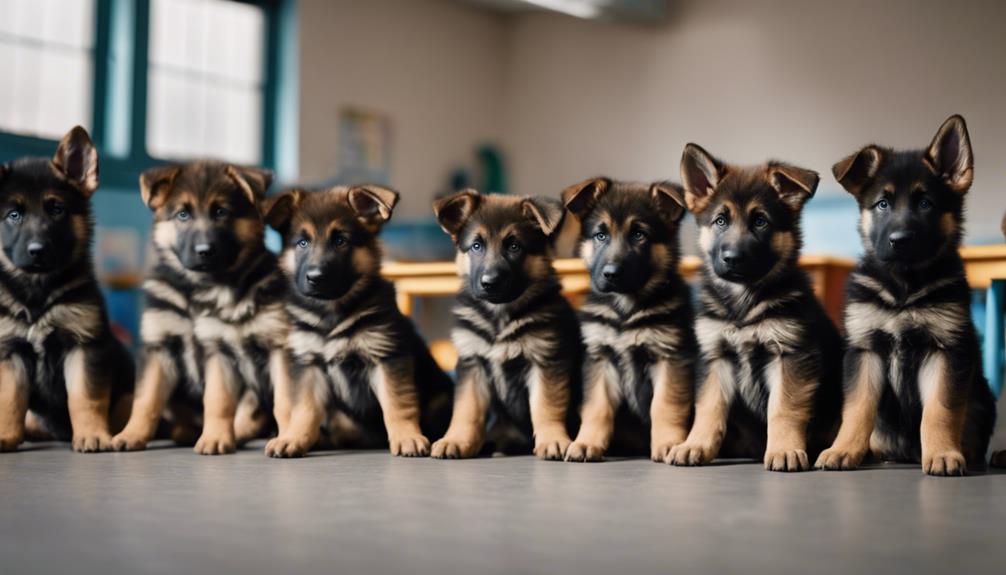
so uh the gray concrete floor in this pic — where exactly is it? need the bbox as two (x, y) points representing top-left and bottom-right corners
(2, 442), (1004, 575)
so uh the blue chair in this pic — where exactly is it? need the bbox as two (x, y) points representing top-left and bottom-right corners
(982, 279), (1005, 397)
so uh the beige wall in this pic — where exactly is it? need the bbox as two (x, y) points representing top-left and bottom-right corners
(297, 0), (508, 218)
(500, 0), (1006, 243)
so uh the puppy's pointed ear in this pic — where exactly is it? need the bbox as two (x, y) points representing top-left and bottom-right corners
(349, 184), (400, 230)
(52, 126), (99, 197)
(769, 164), (818, 211)
(523, 196), (566, 238)
(680, 143), (726, 214)
(261, 189), (303, 236)
(139, 165), (180, 210)
(832, 145), (883, 198)
(433, 189), (481, 239)
(227, 165), (274, 205)
(562, 177), (610, 221)
(924, 114), (973, 194)
(650, 181), (686, 222)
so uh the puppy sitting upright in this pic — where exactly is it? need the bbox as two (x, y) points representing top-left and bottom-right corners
(817, 115), (996, 476)
(431, 190), (581, 460)
(261, 185), (454, 458)
(0, 126), (134, 452)
(670, 144), (843, 472)
(561, 178), (697, 462)
(112, 161), (287, 455)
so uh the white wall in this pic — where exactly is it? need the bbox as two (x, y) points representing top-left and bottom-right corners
(499, 0), (1006, 247)
(297, 0), (509, 218)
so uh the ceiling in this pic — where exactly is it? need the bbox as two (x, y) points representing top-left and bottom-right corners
(458, 0), (668, 23)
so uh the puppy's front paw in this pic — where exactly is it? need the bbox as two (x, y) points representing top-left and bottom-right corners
(923, 450), (966, 476)
(815, 446), (866, 471)
(431, 436), (480, 459)
(0, 434), (23, 453)
(764, 448), (810, 472)
(650, 440), (682, 463)
(534, 433), (571, 461)
(668, 442), (716, 466)
(991, 450), (1006, 469)
(194, 433), (236, 456)
(565, 441), (605, 462)
(265, 436), (310, 458)
(72, 432), (113, 453)
(111, 431), (149, 452)
(389, 433), (430, 457)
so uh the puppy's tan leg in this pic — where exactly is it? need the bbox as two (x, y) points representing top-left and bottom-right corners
(649, 359), (693, 463)
(816, 351), (883, 470)
(0, 359), (30, 452)
(65, 348), (113, 453)
(431, 361), (489, 459)
(194, 355), (239, 455)
(763, 357), (816, 472)
(113, 352), (178, 451)
(566, 361), (616, 463)
(374, 359), (429, 457)
(265, 367), (325, 458)
(529, 367), (572, 461)
(919, 353), (967, 476)
(269, 350), (293, 433)
(234, 390), (269, 445)
(669, 360), (732, 466)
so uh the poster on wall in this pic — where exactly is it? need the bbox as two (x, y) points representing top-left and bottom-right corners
(337, 107), (391, 184)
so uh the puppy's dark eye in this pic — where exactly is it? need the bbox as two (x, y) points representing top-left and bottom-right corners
(212, 206), (230, 219)
(506, 241), (521, 253)
(7, 210), (22, 223)
(176, 210), (191, 221)
(713, 215), (727, 228)
(918, 198), (932, 210)
(470, 241), (482, 252)
(631, 230), (647, 242)
(875, 199), (889, 211)
(46, 202), (65, 216)
(333, 235), (347, 247)
(594, 231), (608, 242)
(752, 215), (768, 229)
(296, 238), (310, 249)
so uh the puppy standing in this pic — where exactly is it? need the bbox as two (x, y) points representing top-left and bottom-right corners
(112, 161), (288, 455)
(430, 190), (581, 460)
(561, 178), (697, 462)
(669, 145), (843, 471)
(261, 186), (453, 458)
(817, 115), (996, 475)
(0, 127), (134, 452)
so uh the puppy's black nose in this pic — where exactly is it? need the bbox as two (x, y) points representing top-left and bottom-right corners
(305, 267), (323, 285)
(888, 231), (915, 249)
(480, 271), (505, 291)
(720, 249), (741, 266)
(601, 264), (622, 281)
(27, 241), (46, 259)
(194, 243), (215, 258)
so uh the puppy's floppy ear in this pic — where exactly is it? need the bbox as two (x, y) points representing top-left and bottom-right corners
(139, 165), (181, 210)
(227, 165), (274, 205)
(649, 181), (686, 222)
(52, 126), (99, 197)
(680, 143), (726, 214)
(348, 184), (399, 229)
(562, 177), (610, 220)
(768, 164), (818, 211)
(261, 189), (303, 235)
(924, 114), (973, 194)
(523, 196), (566, 238)
(433, 189), (481, 239)
(832, 145), (883, 198)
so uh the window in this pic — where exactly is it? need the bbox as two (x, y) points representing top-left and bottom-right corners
(147, 0), (266, 165)
(0, 0), (95, 139)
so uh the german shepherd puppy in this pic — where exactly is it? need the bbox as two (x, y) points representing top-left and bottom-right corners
(431, 190), (581, 459)
(0, 126), (134, 452)
(260, 185), (453, 458)
(669, 144), (843, 471)
(817, 115), (996, 475)
(111, 161), (288, 455)
(561, 178), (697, 462)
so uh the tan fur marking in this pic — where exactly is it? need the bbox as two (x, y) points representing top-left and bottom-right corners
(373, 362), (429, 457)
(669, 361), (731, 465)
(65, 348), (113, 452)
(265, 367), (326, 458)
(233, 390), (269, 445)
(763, 357), (815, 471)
(566, 362), (617, 462)
(112, 352), (178, 451)
(528, 367), (572, 460)
(194, 355), (239, 455)
(940, 213), (957, 238)
(649, 359), (692, 462)
(815, 352), (884, 470)
(919, 352), (968, 476)
(431, 366), (490, 459)
(0, 359), (30, 451)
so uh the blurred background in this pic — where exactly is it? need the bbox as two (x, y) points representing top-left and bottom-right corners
(2, 0), (1005, 346)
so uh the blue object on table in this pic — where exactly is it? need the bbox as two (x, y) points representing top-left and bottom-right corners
(983, 279), (1004, 397)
